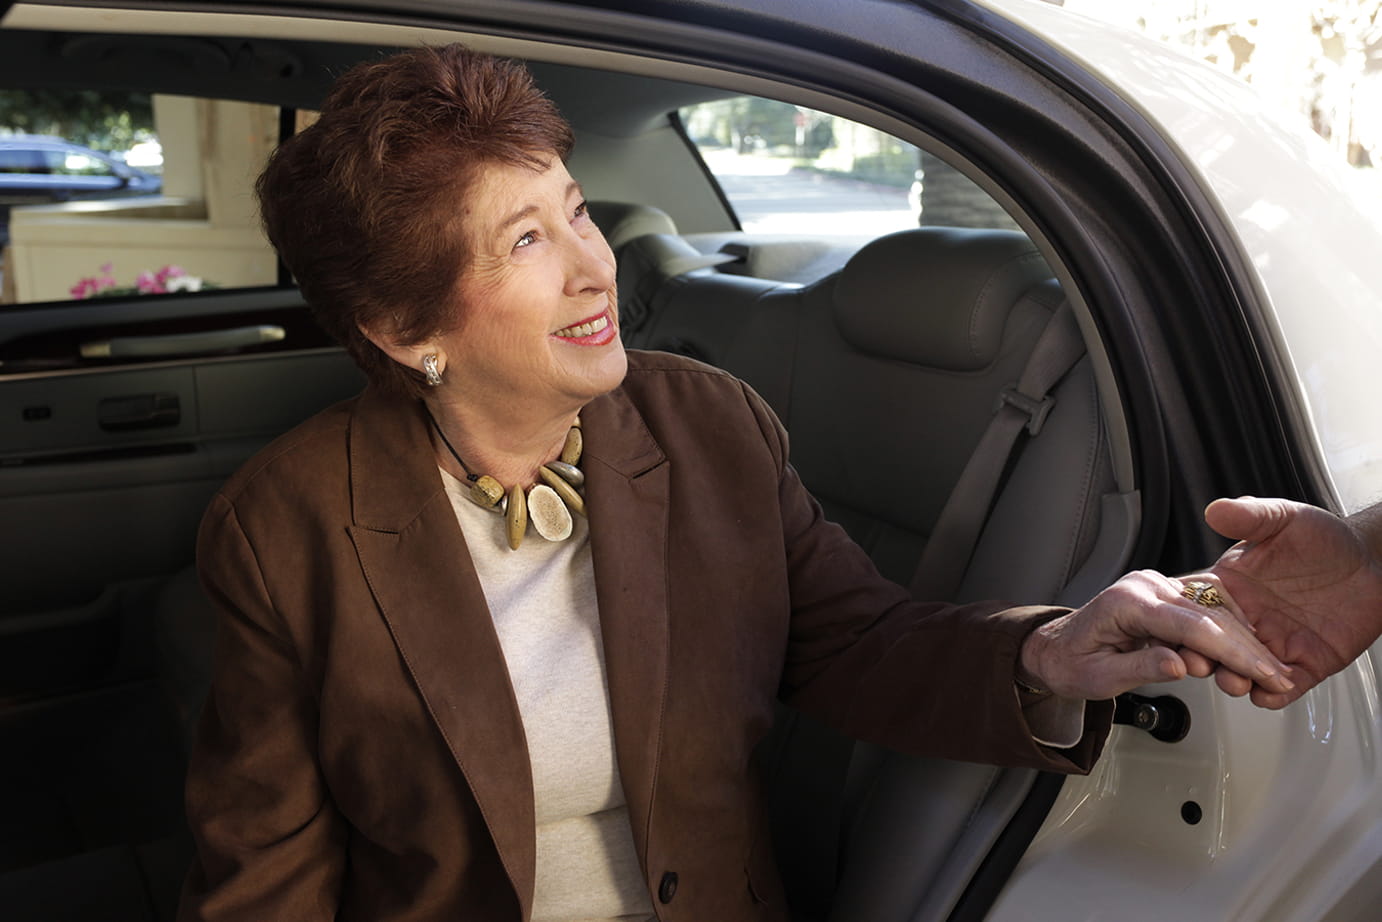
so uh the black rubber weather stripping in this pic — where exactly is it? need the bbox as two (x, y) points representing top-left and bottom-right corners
(275, 106), (299, 289)
(947, 771), (1065, 922)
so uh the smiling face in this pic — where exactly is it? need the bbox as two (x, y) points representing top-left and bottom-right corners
(422, 156), (625, 420)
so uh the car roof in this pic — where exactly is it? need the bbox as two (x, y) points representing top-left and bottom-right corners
(0, 134), (91, 147)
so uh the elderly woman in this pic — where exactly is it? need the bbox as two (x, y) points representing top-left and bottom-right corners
(178, 44), (1290, 922)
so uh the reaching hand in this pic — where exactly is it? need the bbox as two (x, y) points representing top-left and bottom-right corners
(1204, 496), (1382, 709)
(1017, 569), (1294, 702)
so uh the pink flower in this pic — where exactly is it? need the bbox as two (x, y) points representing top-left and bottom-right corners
(72, 263), (122, 298)
(154, 265), (184, 287)
(135, 270), (160, 294)
(71, 262), (214, 299)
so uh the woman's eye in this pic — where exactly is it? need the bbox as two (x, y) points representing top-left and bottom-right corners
(514, 231), (537, 249)
(573, 200), (589, 220)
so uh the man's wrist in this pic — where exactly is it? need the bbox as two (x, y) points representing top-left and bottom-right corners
(1348, 501), (1382, 565)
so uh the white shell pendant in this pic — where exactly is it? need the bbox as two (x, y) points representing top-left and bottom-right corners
(538, 465), (586, 516)
(526, 483), (573, 541)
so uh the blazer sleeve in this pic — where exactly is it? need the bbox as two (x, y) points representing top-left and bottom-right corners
(177, 494), (346, 921)
(738, 381), (1114, 773)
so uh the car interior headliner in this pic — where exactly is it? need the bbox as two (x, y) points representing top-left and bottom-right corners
(0, 26), (733, 137)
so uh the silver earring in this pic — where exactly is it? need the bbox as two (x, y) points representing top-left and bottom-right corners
(422, 353), (443, 387)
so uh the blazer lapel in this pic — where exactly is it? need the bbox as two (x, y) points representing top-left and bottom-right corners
(344, 389), (536, 916)
(581, 383), (671, 860)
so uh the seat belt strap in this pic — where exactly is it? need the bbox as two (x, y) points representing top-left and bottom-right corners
(909, 304), (1086, 601)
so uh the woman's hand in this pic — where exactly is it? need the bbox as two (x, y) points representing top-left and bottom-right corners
(1016, 569), (1295, 701)
(1204, 496), (1382, 709)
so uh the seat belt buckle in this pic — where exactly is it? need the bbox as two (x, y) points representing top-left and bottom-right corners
(995, 385), (1055, 436)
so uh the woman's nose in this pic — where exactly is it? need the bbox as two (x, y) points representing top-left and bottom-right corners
(564, 227), (616, 296)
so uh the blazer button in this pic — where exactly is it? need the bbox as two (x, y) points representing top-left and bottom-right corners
(658, 870), (678, 904)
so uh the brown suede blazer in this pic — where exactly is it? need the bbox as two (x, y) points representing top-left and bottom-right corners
(178, 350), (1112, 922)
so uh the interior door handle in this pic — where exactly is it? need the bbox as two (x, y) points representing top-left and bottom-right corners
(98, 392), (180, 431)
(80, 324), (286, 359)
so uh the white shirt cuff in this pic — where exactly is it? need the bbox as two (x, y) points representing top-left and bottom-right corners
(1016, 687), (1086, 749)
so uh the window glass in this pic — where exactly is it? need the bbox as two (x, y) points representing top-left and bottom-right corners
(0, 149), (44, 172)
(679, 96), (1020, 234)
(0, 88), (281, 305)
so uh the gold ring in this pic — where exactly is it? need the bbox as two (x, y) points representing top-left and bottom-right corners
(1180, 581), (1224, 608)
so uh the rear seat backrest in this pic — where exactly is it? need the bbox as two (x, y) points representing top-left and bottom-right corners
(725, 227), (1068, 585)
(627, 247), (792, 366)
(617, 233), (770, 350)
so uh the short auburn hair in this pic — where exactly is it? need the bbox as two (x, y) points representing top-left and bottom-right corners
(257, 44), (574, 397)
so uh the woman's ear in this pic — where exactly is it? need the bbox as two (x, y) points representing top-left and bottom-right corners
(358, 320), (443, 379)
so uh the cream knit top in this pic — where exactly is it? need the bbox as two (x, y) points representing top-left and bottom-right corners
(442, 470), (658, 922)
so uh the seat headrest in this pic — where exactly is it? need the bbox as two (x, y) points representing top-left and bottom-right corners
(587, 200), (678, 251)
(833, 228), (1053, 371)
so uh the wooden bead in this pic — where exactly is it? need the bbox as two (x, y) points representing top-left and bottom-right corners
(539, 466), (586, 517)
(560, 426), (583, 466)
(469, 474), (505, 510)
(505, 483), (527, 550)
(527, 484), (573, 541)
(543, 460), (585, 489)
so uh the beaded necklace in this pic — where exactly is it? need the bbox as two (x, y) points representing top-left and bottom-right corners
(424, 404), (585, 550)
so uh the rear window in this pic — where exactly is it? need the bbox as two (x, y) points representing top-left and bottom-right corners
(679, 96), (1021, 234)
(0, 88), (284, 305)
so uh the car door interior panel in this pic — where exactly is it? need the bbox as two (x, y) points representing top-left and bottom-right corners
(1, 342), (363, 920)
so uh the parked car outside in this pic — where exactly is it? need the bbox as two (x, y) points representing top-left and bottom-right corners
(0, 134), (160, 202)
(0, 133), (161, 244)
(0, 1), (1379, 921)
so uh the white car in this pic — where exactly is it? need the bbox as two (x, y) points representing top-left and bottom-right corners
(0, 1), (1377, 920)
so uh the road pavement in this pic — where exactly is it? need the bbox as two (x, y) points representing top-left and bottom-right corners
(702, 148), (914, 236)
